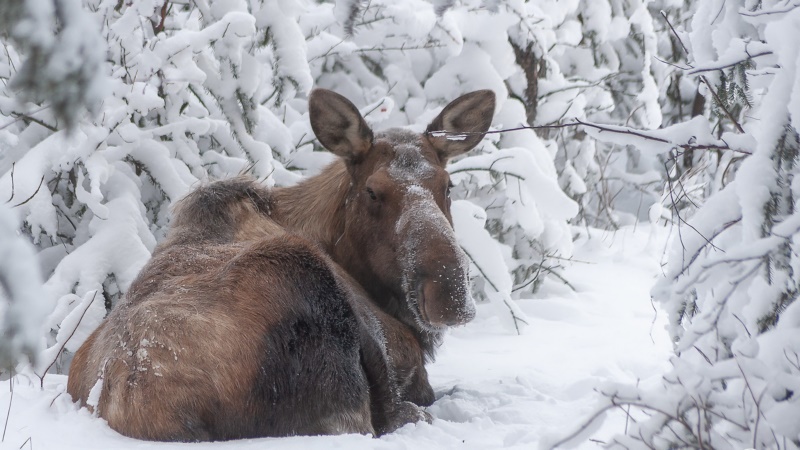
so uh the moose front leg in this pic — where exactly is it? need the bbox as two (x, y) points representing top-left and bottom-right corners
(358, 327), (431, 435)
(399, 363), (435, 407)
(378, 320), (436, 407)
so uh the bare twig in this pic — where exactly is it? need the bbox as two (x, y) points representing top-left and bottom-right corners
(688, 52), (773, 75)
(2, 376), (12, 442)
(428, 121), (750, 154)
(678, 218), (741, 279)
(7, 162), (14, 203)
(0, 106), (51, 132)
(10, 113), (57, 132)
(153, 0), (169, 34)
(735, 358), (766, 449)
(535, 264), (576, 291)
(459, 247), (526, 335)
(740, 3), (800, 16)
(49, 392), (63, 408)
(309, 42), (445, 63)
(732, 313), (752, 338)
(660, 11), (689, 54)
(664, 160), (723, 256)
(362, 98), (388, 118)
(10, 175), (45, 208)
(501, 296), (528, 335)
(783, 349), (800, 372)
(37, 291), (98, 388)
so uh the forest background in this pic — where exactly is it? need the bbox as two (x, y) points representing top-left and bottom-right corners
(1, 0), (800, 448)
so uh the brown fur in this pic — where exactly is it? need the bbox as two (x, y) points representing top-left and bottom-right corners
(67, 88), (495, 441)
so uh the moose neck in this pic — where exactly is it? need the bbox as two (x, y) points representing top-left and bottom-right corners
(270, 160), (350, 255)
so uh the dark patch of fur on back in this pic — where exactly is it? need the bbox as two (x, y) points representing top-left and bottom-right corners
(168, 176), (274, 244)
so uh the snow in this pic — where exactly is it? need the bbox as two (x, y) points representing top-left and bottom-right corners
(452, 200), (514, 295)
(0, 203), (51, 373)
(85, 377), (103, 413)
(2, 0), (798, 447)
(0, 225), (673, 449)
(1, 0), (106, 127)
(260, 1), (313, 96)
(35, 290), (101, 376)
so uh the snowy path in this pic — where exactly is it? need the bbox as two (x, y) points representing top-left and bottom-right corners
(0, 226), (673, 450)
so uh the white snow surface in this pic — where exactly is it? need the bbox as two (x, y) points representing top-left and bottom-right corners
(0, 225), (672, 449)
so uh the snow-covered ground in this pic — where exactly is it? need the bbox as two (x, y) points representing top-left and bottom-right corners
(0, 225), (673, 450)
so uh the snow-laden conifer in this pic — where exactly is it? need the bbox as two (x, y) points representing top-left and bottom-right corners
(562, 2), (800, 447)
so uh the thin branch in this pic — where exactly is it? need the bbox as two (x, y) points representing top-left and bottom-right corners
(309, 42), (445, 63)
(427, 121), (751, 154)
(740, 3), (800, 16)
(153, 0), (169, 34)
(11, 113), (58, 132)
(654, 55), (692, 71)
(731, 313), (752, 338)
(536, 264), (576, 291)
(677, 218), (741, 280)
(688, 52), (773, 75)
(362, 98), (388, 118)
(460, 246), (525, 335)
(6, 162), (14, 203)
(37, 291), (98, 388)
(783, 349), (800, 372)
(736, 358), (767, 449)
(0, 106), (52, 132)
(2, 375), (12, 442)
(660, 11), (689, 54)
(48, 392), (63, 408)
(10, 175), (45, 208)
(501, 296), (528, 335)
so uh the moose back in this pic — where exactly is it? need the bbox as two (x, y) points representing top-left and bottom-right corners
(67, 88), (496, 441)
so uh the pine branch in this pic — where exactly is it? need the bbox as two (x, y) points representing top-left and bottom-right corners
(658, 11), (747, 133)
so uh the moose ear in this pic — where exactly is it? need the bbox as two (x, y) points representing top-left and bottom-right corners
(309, 89), (373, 161)
(425, 90), (496, 160)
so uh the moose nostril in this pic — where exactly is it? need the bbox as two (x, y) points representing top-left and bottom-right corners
(419, 278), (474, 327)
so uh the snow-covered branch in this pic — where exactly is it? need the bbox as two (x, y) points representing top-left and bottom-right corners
(577, 1), (800, 447)
(0, 204), (49, 378)
(0, 0), (106, 128)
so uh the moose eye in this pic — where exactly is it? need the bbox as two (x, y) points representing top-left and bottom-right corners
(446, 181), (454, 198)
(366, 187), (377, 201)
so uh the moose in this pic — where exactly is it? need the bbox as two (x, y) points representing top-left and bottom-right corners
(67, 88), (496, 441)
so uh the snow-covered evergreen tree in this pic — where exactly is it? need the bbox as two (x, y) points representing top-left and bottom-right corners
(0, 0), (105, 128)
(0, 203), (49, 378)
(559, 1), (800, 448)
(0, 0), (104, 376)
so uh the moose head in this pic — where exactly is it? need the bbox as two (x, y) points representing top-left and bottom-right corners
(309, 89), (496, 332)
